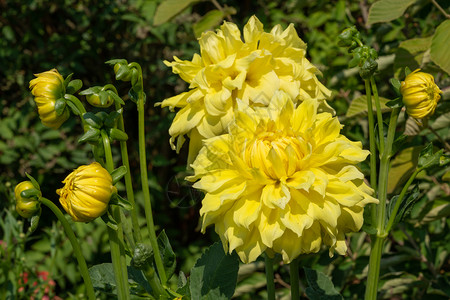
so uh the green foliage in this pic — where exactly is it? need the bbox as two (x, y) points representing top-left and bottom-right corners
(304, 267), (343, 300)
(368, 0), (417, 25)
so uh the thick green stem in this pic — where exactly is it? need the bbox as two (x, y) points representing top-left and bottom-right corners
(102, 131), (130, 300)
(290, 257), (300, 300)
(40, 197), (95, 300)
(265, 255), (275, 300)
(64, 94), (86, 116)
(385, 168), (421, 233)
(142, 265), (167, 298)
(134, 64), (167, 284)
(364, 236), (385, 300)
(370, 76), (385, 154)
(365, 107), (400, 300)
(365, 80), (378, 225)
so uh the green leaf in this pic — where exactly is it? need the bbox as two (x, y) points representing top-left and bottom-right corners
(394, 37), (432, 74)
(25, 173), (40, 190)
(29, 210), (41, 233)
(387, 146), (422, 193)
(109, 128), (128, 142)
(80, 86), (102, 95)
(157, 230), (176, 282)
(153, 0), (198, 26)
(101, 211), (118, 230)
(346, 95), (391, 118)
(193, 10), (225, 38)
(111, 165), (127, 185)
(78, 128), (100, 143)
(387, 186), (420, 227)
(431, 20), (450, 75)
(105, 58), (128, 66)
(431, 111), (450, 131)
(107, 90), (125, 105)
(65, 99), (81, 116)
(66, 79), (83, 94)
(55, 98), (67, 116)
(83, 112), (103, 128)
(418, 143), (443, 169)
(190, 242), (239, 300)
(420, 203), (450, 224)
(304, 267), (343, 300)
(109, 193), (133, 211)
(367, 0), (416, 25)
(104, 111), (121, 128)
(89, 263), (117, 294)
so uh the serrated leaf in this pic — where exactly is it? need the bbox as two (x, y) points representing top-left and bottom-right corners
(190, 242), (239, 300)
(367, 0), (416, 25)
(346, 95), (391, 118)
(193, 10), (225, 38)
(431, 20), (450, 75)
(304, 267), (343, 300)
(153, 0), (198, 26)
(157, 230), (176, 282)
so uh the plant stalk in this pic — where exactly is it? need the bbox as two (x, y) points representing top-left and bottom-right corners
(265, 254), (275, 300)
(290, 257), (300, 300)
(102, 131), (131, 300)
(40, 197), (95, 300)
(370, 76), (385, 154)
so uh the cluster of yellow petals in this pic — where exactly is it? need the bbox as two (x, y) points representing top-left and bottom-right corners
(188, 92), (377, 263)
(159, 16), (331, 163)
(57, 162), (116, 222)
(400, 69), (442, 120)
(29, 69), (69, 129)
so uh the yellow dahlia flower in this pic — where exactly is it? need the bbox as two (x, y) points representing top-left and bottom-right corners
(29, 69), (69, 129)
(159, 15), (331, 163)
(15, 181), (41, 218)
(57, 162), (116, 222)
(188, 91), (377, 263)
(400, 69), (442, 119)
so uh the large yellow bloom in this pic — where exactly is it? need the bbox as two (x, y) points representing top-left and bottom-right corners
(188, 91), (377, 263)
(57, 162), (116, 222)
(159, 16), (331, 163)
(29, 69), (69, 129)
(400, 69), (441, 119)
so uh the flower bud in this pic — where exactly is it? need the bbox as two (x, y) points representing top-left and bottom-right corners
(29, 69), (70, 129)
(56, 162), (117, 222)
(86, 92), (114, 108)
(15, 181), (41, 218)
(400, 69), (442, 119)
(114, 63), (132, 82)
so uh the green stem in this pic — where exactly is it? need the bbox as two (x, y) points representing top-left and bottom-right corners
(64, 94), (87, 116)
(40, 197), (95, 300)
(265, 255), (275, 300)
(102, 131), (130, 300)
(134, 63), (167, 284)
(142, 266), (167, 298)
(370, 76), (385, 154)
(385, 168), (421, 233)
(365, 80), (378, 225)
(114, 101), (143, 244)
(365, 107), (400, 300)
(364, 236), (385, 300)
(290, 257), (300, 300)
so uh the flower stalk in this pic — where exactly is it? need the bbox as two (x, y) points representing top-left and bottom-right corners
(39, 197), (95, 300)
(290, 257), (300, 300)
(265, 255), (275, 300)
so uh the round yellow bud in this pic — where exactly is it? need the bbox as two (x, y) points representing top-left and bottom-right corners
(56, 162), (116, 222)
(86, 93), (114, 108)
(29, 69), (69, 129)
(15, 181), (41, 218)
(400, 69), (442, 119)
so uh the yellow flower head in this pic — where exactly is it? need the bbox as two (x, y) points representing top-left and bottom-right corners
(400, 69), (442, 119)
(15, 181), (41, 218)
(188, 91), (377, 263)
(159, 16), (331, 163)
(29, 69), (69, 129)
(57, 162), (116, 222)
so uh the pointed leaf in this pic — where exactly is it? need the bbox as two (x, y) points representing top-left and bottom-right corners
(78, 128), (101, 143)
(193, 10), (225, 38)
(346, 95), (391, 118)
(153, 0), (199, 26)
(66, 79), (83, 94)
(25, 173), (40, 190)
(29, 210), (41, 233)
(304, 267), (343, 300)
(367, 0), (416, 25)
(157, 230), (176, 282)
(190, 242), (239, 300)
(80, 86), (102, 95)
(101, 211), (118, 230)
(111, 166), (127, 185)
(65, 100), (81, 116)
(105, 59), (128, 66)
(107, 90), (125, 105)
(83, 112), (102, 128)
(109, 193), (132, 211)
(387, 186), (420, 227)
(430, 20), (450, 75)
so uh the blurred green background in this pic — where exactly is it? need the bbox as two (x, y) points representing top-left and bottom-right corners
(1, 0), (449, 299)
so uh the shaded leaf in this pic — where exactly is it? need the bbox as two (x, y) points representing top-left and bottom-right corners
(368, 0), (416, 25)
(394, 37), (432, 73)
(387, 146), (422, 193)
(304, 267), (343, 300)
(190, 242), (239, 300)
(387, 186), (420, 227)
(193, 10), (225, 38)
(430, 20), (450, 75)
(157, 230), (176, 282)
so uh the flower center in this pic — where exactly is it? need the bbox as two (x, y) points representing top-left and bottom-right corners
(245, 130), (306, 179)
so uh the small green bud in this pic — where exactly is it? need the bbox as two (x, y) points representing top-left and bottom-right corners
(15, 181), (41, 218)
(132, 243), (154, 270)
